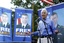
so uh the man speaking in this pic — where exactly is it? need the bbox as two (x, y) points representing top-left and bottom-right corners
(27, 8), (57, 43)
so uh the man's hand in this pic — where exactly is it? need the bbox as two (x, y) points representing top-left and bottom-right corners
(25, 31), (34, 35)
(25, 31), (31, 35)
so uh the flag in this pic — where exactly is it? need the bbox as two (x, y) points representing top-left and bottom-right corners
(48, 0), (53, 2)
(41, 0), (54, 5)
(16, 11), (22, 25)
(17, 18), (21, 25)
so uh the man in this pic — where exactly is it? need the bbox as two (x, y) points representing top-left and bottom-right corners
(27, 8), (57, 43)
(0, 13), (10, 41)
(16, 14), (30, 29)
(50, 12), (58, 28)
(36, 8), (55, 43)
(0, 13), (10, 28)
(16, 14), (31, 41)
(50, 12), (64, 43)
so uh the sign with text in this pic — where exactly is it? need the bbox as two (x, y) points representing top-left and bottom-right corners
(0, 7), (12, 42)
(13, 8), (33, 42)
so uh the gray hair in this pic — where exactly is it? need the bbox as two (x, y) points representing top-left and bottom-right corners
(41, 8), (48, 15)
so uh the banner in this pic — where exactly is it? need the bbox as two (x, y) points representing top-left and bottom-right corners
(0, 7), (12, 42)
(38, 3), (64, 43)
(52, 3), (64, 43)
(13, 8), (33, 42)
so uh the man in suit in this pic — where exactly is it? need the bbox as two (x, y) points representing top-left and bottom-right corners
(0, 13), (10, 28)
(16, 14), (31, 36)
(16, 14), (31, 41)
(50, 12), (64, 43)
(0, 13), (10, 35)
(16, 14), (30, 29)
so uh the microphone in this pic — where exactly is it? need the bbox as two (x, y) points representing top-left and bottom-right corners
(35, 17), (40, 22)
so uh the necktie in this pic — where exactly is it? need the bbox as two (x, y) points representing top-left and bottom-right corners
(3, 24), (5, 41)
(23, 26), (25, 41)
(4, 24), (5, 27)
(23, 26), (24, 29)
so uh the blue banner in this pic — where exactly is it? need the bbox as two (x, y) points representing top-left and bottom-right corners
(38, 3), (64, 43)
(13, 8), (33, 42)
(38, 3), (64, 20)
(0, 7), (12, 42)
(52, 3), (64, 43)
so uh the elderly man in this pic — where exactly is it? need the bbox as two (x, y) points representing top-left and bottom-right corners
(36, 8), (55, 43)
(27, 8), (57, 43)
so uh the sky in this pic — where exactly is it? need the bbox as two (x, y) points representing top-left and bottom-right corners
(0, 0), (15, 10)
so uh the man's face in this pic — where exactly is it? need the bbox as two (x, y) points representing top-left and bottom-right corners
(1, 14), (8, 23)
(21, 15), (28, 24)
(51, 14), (58, 24)
(41, 10), (47, 19)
